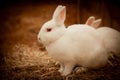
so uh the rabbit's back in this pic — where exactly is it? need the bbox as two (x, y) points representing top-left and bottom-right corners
(66, 25), (108, 67)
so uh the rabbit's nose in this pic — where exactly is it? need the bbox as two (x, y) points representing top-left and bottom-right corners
(38, 37), (41, 41)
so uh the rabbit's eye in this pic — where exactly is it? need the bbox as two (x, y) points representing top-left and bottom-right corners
(46, 28), (52, 32)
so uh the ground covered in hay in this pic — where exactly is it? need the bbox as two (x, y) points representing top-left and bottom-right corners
(0, 52), (120, 80)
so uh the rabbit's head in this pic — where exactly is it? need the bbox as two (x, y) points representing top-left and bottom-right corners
(38, 5), (66, 46)
(86, 16), (102, 28)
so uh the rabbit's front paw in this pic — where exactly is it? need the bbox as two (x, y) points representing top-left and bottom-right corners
(58, 67), (64, 73)
(61, 64), (74, 76)
(58, 64), (64, 73)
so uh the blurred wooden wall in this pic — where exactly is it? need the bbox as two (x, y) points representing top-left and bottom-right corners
(0, 0), (120, 29)
(77, 0), (120, 31)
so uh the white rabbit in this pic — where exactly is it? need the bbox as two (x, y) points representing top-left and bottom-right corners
(86, 16), (120, 56)
(38, 5), (108, 76)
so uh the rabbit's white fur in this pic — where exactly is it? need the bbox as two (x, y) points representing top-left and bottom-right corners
(86, 16), (120, 56)
(38, 6), (108, 76)
(97, 27), (120, 56)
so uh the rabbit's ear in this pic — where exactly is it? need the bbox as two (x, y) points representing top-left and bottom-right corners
(53, 5), (63, 19)
(52, 5), (66, 25)
(86, 16), (95, 26)
(92, 19), (102, 28)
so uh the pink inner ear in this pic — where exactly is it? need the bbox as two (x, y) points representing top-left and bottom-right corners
(87, 19), (94, 26)
(60, 9), (65, 20)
